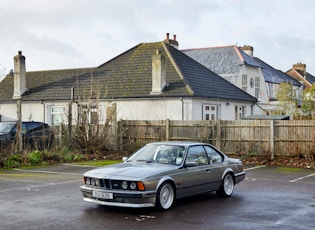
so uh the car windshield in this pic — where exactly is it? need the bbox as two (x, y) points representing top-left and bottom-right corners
(0, 123), (15, 134)
(127, 144), (186, 165)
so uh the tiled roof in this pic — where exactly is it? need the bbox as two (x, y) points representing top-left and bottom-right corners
(166, 44), (256, 101)
(0, 68), (94, 101)
(182, 45), (261, 75)
(305, 73), (315, 84)
(254, 58), (300, 86)
(95, 42), (256, 101)
(182, 45), (302, 87)
(0, 42), (257, 103)
(285, 69), (313, 88)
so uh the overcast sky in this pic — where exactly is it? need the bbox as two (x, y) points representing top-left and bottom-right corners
(1, 0), (315, 79)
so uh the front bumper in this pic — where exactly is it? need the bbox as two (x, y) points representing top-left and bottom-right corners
(80, 185), (157, 208)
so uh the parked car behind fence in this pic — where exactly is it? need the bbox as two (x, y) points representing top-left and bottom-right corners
(0, 121), (54, 150)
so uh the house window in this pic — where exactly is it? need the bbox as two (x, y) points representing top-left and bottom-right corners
(255, 77), (260, 99)
(235, 106), (244, 120)
(51, 106), (65, 125)
(80, 105), (98, 124)
(203, 105), (218, 120)
(242, 75), (248, 91)
(266, 82), (271, 99)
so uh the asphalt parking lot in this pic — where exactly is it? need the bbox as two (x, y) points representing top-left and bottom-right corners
(0, 164), (314, 230)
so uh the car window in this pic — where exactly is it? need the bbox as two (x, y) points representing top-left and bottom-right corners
(26, 122), (41, 131)
(21, 123), (27, 134)
(204, 145), (223, 163)
(186, 146), (208, 166)
(155, 146), (185, 165)
(128, 144), (185, 166)
(0, 123), (15, 134)
(12, 123), (26, 134)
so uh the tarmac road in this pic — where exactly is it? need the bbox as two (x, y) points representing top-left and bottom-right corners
(0, 164), (314, 230)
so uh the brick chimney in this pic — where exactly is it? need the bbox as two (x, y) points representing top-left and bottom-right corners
(151, 49), (166, 95)
(241, 45), (254, 58)
(164, 33), (179, 49)
(293, 62), (306, 77)
(12, 51), (27, 99)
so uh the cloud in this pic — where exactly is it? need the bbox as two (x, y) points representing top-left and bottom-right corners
(1, 0), (315, 75)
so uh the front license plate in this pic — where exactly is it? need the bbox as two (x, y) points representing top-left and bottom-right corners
(92, 190), (113, 199)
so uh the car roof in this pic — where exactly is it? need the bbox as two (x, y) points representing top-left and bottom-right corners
(146, 141), (207, 147)
(0, 121), (47, 124)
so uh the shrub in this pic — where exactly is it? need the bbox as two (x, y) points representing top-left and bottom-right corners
(4, 154), (22, 168)
(28, 150), (43, 165)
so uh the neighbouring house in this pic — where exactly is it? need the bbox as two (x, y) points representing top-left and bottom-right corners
(285, 62), (315, 88)
(182, 45), (303, 114)
(0, 36), (261, 125)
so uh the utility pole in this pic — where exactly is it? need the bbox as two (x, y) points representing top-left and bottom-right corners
(12, 51), (27, 153)
(16, 99), (22, 152)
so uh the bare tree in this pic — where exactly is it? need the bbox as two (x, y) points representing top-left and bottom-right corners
(275, 82), (299, 116)
(71, 72), (117, 155)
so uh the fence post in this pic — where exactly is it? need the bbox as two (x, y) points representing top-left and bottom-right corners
(59, 124), (63, 146)
(270, 120), (275, 160)
(216, 120), (221, 149)
(165, 119), (170, 141)
(118, 120), (123, 152)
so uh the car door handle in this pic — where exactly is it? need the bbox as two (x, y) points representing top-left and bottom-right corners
(205, 169), (210, 172)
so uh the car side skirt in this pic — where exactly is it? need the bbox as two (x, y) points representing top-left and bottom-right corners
(234, 171), (246, 184)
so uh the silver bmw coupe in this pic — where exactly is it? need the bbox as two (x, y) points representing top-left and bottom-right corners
(80, 141), (245, 210)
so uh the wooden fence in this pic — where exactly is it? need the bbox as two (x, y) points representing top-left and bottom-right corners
(116, 120), (315, 159)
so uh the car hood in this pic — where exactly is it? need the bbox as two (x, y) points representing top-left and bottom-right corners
(84, 162), (175, 180)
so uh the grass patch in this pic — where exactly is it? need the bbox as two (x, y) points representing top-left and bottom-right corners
(277, 167), (303, 171)
(71, 160), (122, 167)
(272, 167), (304, 174)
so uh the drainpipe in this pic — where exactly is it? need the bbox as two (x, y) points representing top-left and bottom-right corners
(41, 101), (45, 123)
(180, 97), (184, 120)
(68, 87), (74, 142)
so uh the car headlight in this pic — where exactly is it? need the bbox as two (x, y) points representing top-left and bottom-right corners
(85, 178), (91, 185)
(121, 181), (128, 190)
(130, 182), (137, 190)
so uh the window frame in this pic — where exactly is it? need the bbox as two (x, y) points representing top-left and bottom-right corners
(242, 74), (248, 91)
(51, 106), (66, 126)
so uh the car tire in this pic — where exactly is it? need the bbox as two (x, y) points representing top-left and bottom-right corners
(156, 182), (175, 210)
(216, 173), (234, 197)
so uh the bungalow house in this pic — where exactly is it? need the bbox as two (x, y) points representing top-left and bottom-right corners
(285, 63), (315, 88)
(182, 45), (303, 114)
(0, 36), (259, 125)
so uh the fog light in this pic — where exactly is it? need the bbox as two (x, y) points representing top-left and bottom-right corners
(121, 181), (128, 190)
